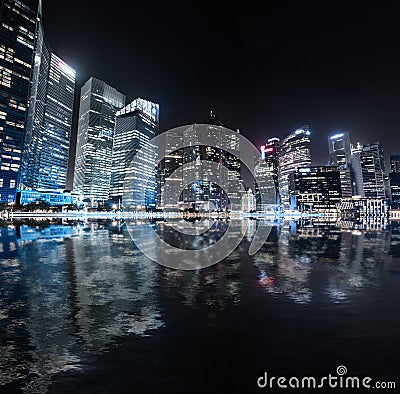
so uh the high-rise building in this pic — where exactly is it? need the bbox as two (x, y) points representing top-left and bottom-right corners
(279, 125), (311, 206)
(328, 131), (352, 198)
(328, 132), (351, 167)
(73, 77), (125, 203)
(360, 142), (387, 198)
(350, 142), (364, 196)
(389, 173), (400, 208)
(109, 98), (159, 209)
(21, 33), (75, 190)
(157, 129), (184, 209)
(390, 154), (400, 173)
(262, 137), (280, 203)
(0, 0), (42, 202)
(288, 166), (342, 213)
(180, 125), (241, 211)
(157, 124), (241, 211)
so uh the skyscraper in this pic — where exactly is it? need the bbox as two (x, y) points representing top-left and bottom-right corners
(0, 0), (41, 202)
(279, 125), (311, 206)
(73, 77), (125, 203)
(328, 132), (352, 198)
(390, 154), (400, 173)
(262, 137), (280, 203)
(157, 124), (241, 211)
(178, 125), (241, 211)
(21, 33), (75, 190)
(328, 132), (351, 167)
(109, 98), (159, 209)
(360, 142), (387, 198)
(350, 142), (364, 196)
(389, 154), (400, 208)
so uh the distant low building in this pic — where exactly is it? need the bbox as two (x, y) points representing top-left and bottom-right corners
(389, 172), (400, 208)
(18, 189), (73, 206)
(339, 197), (389, 219)
(289, 166), (342, 214)
(389, 209), (400, 220)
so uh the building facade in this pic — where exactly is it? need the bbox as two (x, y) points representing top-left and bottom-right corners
(288, 166), (342, 214)
(157, 124), (241, 212)
(0, 0), (42, 202)
(21, 32), (75, 190)
(391, 154), (400, 173)
(389, 172), (400, 208)
(279, 125), (311, 206)
(73, 77), (125, 203)
(260, 137), (280, 204)
(328, 131), (352, 198)
(109, 98), (159, 209)
(359, 142), (386, 199)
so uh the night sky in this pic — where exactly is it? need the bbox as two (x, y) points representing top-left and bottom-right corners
(41, 0), (400, 189)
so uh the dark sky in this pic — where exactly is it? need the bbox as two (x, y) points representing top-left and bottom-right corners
(41, 0), (400, 188)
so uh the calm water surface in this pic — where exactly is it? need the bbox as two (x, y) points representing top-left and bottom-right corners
(0, 219), (399, 393)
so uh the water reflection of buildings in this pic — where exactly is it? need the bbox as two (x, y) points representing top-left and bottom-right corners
(253, 220), (394, 305)
(0, 221), (163, 392)
(156, 219), (243, 309)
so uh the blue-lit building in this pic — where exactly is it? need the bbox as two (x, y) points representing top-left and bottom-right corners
(21, 29), (75, 190)
(18, 189), (74, 206)
(109, 98), (159, 209)
(0, 0), (42, 202)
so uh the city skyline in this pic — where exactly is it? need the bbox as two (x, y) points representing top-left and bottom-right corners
(1, 0), (400, 210)
(40, 0), (400, 190)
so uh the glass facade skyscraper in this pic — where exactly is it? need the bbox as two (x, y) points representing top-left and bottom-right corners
(328, 131), (352, 198)
(0, 0), (41, 202)
(360, 142), (387, 199)
(328, 132), (351, 167)
(73, 77), (125, 203)
(109, 98), (159, 209)
(260, 137), (280, 205)
(157, 124), (241, 212)
(21, 27), (75, 190)
(279, 125), (311, 206)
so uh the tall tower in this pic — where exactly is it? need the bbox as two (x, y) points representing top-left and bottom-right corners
(73, 78), (125, 202)
(21, 37), (75, 190)
(390, 154), (400, 208)
(328, 131), (352, 198)
(390, 154), (400, 173)
(350, 142), (364, 196)
(279, 125), (311, 206)
(360, 142), (386, 198)
(109, 98), (159, 209)
(328, 132), (351, 167)
(263, 137), (280, 204)
(0, 0), (42, 202)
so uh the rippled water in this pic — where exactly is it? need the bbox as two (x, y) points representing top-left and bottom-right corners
(0, 219), (399, 393)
